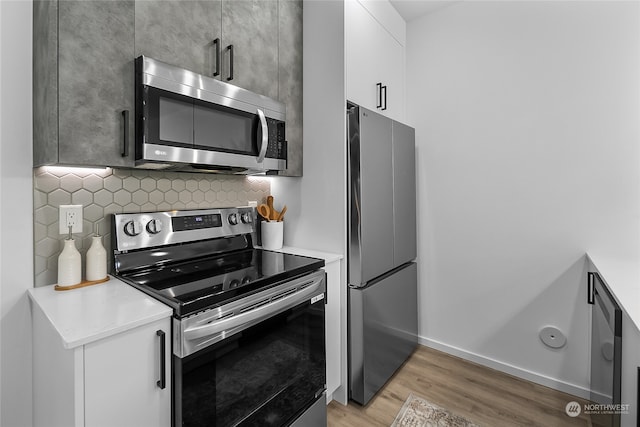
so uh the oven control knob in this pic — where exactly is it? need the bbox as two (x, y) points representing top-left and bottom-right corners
(240, 212), (253, 224)
(228, 213), (239, 225)
(146, 219), (162, 234)
(123, 220), (142, 236)
(229, 279), (240, 289)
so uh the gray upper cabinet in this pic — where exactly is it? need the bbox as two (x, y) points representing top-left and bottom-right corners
(33, 0), (302, 175)
(134, 0), (222, 78)
(222, 0), (279, 100)
(278, 0), (303, 176)
(33, 0), (135, 168)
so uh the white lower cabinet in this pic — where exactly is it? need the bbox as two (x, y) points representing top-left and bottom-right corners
(33, 309), (171, 427)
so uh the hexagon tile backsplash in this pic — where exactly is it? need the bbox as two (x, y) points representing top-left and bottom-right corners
(34, 167), (271, 286)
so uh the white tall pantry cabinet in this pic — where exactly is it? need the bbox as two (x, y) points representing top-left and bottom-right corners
(345, 0), (406, 122)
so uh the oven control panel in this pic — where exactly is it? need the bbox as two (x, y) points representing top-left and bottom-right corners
(113, 207), (256, 252)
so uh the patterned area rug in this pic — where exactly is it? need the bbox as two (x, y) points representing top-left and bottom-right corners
(390, 393), (480, 427)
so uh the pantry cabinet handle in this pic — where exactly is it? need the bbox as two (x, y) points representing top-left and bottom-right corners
(156, 330), (166, 389)
(376, 82), (383, 109)
(587, 272), (595, 305)
(227, 44), (234, 81)
(121, 110), (129, 157)
(381, 85), (387, 111)
(213, 38), (220, 77)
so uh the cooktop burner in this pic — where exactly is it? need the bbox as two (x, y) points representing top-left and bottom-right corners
(112, 208), (325, 317)
(118, 248), (323, 316)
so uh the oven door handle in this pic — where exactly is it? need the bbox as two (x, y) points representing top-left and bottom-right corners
(183, 277), (323, 341)
(256, 108), (268, 163)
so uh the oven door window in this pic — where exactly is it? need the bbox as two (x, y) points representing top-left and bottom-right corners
(145, 86), (259, 156)
(176, 299), (325, 427)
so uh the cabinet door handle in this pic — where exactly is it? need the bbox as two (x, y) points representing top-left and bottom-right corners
(213, 38), (220, 77)
(587, 272), (595, 305)
(227, 44), (234, 81)
(376, 82), (383, 108)
(121, 110), (129, 157)
(381, 85), (387, 111)
(156, 330), (166, 389)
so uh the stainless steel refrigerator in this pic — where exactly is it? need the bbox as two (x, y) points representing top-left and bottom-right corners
(347, 102), (418, 405)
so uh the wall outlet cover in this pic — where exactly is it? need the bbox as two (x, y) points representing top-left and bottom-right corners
(59, 204), (83, 234)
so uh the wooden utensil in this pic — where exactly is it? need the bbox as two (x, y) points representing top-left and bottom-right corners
(277, 205), (287, 222)
(257, 204), (271, 222)
(266, 196), (277, 220)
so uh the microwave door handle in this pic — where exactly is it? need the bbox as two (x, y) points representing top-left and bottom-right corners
(257, 108), (268, 163)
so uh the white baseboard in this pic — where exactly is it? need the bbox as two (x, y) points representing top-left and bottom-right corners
(419, 336), (591, 400)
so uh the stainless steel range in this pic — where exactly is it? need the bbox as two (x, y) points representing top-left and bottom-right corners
(112, 207), (327, 427)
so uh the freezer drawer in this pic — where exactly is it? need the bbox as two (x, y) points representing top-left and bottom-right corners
(349, 262), (418, 405)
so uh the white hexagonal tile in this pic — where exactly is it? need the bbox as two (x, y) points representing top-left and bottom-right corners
(84, 204), (104, 222)
(221, 179), (234, 191)
(82, 174), (103, 192)
(72, 189), (93, 206)
(192, 190), (205, 203)
(104, 175), (123, 192)
(94, 189), (114, 207)
(34, 190), (48, 209)
(104, 204), (123, 216)
(123, 176), (141, 192)
(34, 222), (48, 243)
(227, 191), (237, 202)
(185, 201), (199, 209)
(210, 181), (221, 192)
(185, 179), (198, 192)
(114, 189), (132, 206)
(132, 189), (149, 205)
(113, 169), (130, 179)
(141, 203), (156, 212)
(156, 202), (172, 211)
(217, 192), (228, 202)
(35, 255), (47, 275)
(179, 191), (191, 203)
(149, 190), (164, 205)
(131, 169), (149, 179)
(157, 178), (171, 192)
(165, 190), (179, 204)
(60, 174), (83, 192)
(123, 203), (140, 213)
(35, 237), (59, 257)
(172, 202), (186, 210)
(34, 173), (60, 192)
(172, 180), (186, 192)
(48, 189), (71, 206)
(47, 223), (61, 239)
(198, 201), (211, 209)
(35, 205), (58, 226)
(198, 180), (211, 192)
(205, 191), (216, 203)
(140, 177), (156, 192)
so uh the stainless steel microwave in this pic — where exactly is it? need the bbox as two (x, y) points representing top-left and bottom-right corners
(135, 56), (286, 174)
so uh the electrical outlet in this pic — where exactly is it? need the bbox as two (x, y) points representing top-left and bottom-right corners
(59, 205), (83, 234)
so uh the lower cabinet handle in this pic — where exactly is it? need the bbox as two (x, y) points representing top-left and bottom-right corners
(121, 110), (129, 157)
(156, 330), (166, 389)
(382, 85), (387, 111)
(227, 44), (234, 81)
(376, 82), (382, 108)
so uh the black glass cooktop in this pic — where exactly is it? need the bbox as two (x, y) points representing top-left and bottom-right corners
(117, 249), (324, 317)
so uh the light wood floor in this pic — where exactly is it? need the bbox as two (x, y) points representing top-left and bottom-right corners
(327, 345), (592, 426)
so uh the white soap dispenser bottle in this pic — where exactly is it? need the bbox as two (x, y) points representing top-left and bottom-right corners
(86, 225), (107, 281)
(57, 226), (81, 286)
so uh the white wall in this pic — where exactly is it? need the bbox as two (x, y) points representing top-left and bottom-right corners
(407, 1), (639, 397)
(0, 0), (34, 425)
(270, 0), (347, 403)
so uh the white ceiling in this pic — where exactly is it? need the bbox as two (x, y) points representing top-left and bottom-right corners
(389, 0), (458, 22)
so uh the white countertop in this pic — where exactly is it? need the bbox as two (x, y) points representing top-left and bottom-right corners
(28, 276), (172, 349)
(260, 245), (343, 264)
(587, 251), (640, 334)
